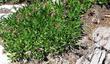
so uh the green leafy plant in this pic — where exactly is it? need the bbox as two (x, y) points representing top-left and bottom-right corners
(0, 0), (109, 62)
(0, 0), (82, 61)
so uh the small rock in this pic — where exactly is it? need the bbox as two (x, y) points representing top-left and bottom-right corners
(76, 27), (110, 64)
(93, 27), (110, 50)
(0, 45), (11, 64)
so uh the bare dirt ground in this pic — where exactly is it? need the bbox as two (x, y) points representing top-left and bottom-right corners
(81, 4), (110, 47)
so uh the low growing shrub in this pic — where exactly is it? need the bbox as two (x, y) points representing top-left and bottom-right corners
(0, 0), (94, 61)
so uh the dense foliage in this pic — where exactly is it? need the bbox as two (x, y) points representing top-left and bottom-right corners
(0, 0), (109, 61)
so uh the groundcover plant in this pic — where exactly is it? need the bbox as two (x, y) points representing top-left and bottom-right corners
(0, 0), (108, 61)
